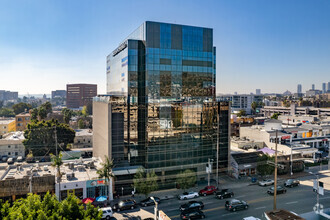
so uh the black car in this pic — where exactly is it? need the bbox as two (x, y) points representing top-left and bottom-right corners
(267, 186), (287, 195)
(284, 179), (300, 188)
(181, 210), (205, 219)
(140, 197), (160, 207)
(180, 201), (204, 212)
(215, 189), (234, 200)
(225, 199), (248, 212)
(113, 199), (137, 212)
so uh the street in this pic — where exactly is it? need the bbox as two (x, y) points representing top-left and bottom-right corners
(113, 172), (330, 220)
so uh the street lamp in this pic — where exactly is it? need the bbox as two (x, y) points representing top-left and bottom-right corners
(150, 196), (158, 220)
(207, 158), (214, 186)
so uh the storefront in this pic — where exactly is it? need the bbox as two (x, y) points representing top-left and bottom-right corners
(86, 179), (108, 198)
(57, 181), (86, 200)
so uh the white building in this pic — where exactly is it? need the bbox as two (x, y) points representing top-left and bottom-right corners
(73, 129), (93, 149)
(218, 94), (263, 115)
(0, 132), (25, 160)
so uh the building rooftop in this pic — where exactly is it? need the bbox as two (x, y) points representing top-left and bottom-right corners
(1, 158), (103, 183)
(16, 112), (30, 117)
(231, 152), (262, 165)
(75, 129), (93, 136)
(0, 119), (15, 125)
(265, 119), (282, 124)
(265, 209), (304, 220)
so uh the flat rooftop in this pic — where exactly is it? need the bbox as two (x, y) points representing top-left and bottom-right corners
(1, 158), (103, 183)
(265, 209), (305, 220)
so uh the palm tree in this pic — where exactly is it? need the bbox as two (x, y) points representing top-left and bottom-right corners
(51, 152), (63, 201)
(97, 156), (115, 201)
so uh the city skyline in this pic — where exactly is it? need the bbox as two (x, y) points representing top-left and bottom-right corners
(1, 0), (330, 94)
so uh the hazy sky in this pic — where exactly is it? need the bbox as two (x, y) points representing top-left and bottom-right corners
(1, 0), (330, 95)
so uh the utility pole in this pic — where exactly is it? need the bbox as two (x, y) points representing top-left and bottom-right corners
(216, 110), (219, 187)
(54, 126), (61, 201)
(317, 174), (320, 213)
(273, 129), (278, 211)
(208, 158), (211, 186)
(290, 145), (293, 176)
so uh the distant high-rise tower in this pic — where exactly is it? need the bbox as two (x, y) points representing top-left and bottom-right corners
(322, 83), (326, 94)
(256, 89), (261, 95)
(297, 84), (302, 94)
(312, 84), (315, 90)
(328, 82), (330, 92)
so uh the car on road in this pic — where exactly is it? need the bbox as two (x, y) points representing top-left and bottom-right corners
(178, 192), (199, 200)
(100, 207), (113, 219)
(243, 217), (261, 220)
(284, 179), (300, 188)
(180, 201), (204, 212)
(258, 179), (274, 186)
(225, 199), (248, 212)
(267, 186), (287, 195)
(7, 158), (14, 165)
(180, 210), (205, 219)
(17, 156), (23, 162)
(215, 189), (234, 200)
(199, 185), (217, 196)
(140, 197), (160, 207)
(113, 199), (137, 212)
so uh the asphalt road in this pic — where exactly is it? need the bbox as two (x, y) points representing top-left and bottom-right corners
(136, 178), (330, 220)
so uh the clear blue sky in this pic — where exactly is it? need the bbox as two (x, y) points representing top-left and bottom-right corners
(1, 0), (330, 95)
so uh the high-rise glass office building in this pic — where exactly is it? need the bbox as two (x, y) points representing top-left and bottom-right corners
(95, 21), (229, 191)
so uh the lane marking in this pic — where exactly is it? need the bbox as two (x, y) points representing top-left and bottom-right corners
(286, 201), (298, 204)
(235, 195), (246, 199)
(255, 206), (266, 210)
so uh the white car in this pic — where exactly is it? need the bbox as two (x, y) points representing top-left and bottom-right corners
(258, 179), (274, 186)
(243, 217), (261, 220)
(178, 191), (199, 200)
(100, 207), (113, 220)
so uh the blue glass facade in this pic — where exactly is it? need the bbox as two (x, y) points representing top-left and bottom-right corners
(106, 21), (228, 190)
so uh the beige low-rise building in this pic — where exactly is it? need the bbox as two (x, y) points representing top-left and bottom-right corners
(73, 129), (93, 149)
(0, 119), (15, 135)
(0, 132), (25, 160)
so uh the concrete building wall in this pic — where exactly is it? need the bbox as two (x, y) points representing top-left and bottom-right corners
(93, 101), (111, 161)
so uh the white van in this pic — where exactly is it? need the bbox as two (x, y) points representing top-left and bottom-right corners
(100, 207), (113, 219)
(17, 156), (23, 162)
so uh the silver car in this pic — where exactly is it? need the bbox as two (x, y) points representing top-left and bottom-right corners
(178, 191), (199, 200)
(258, 179), (274, 186)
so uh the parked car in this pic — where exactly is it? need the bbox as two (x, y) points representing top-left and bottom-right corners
(7, 158), (14, 165)
(180, 201), (204, 212)
(140, 197), (160, 207)
(113, 199), (137, 212)
(258, 179), (274, 186)
(284, 179), (300, 188)
(178, 192), (199, 200)
(100, 207), (113, 220)
(267, 186), (287, 195)
(199, 185), (217, 196)
(225, 199), (248, 212)
(243, 217), (261, 220)
(181, 210), (205, 219)
(215, 189), (234, 200)
(17, 156), (23, 162)
(2, 156), (8, 162)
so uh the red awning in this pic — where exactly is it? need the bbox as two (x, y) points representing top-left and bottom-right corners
(281, 136), (291, 140)
(322, 139), (328, 141)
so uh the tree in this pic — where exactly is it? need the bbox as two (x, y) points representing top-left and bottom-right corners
(176, 169), (196, 191)
(23, 120), (75, 156)
(271, 112), (281, 120)
(0, 101), (3, 109)
(12, 102), (32, 114)
(30, 108), (38, 120)
(41, 101), (52, 114)
(236, 109), (246, 117)
(0, 192), (101, 219)
(257, 154), (274, 177)
(0, 108), (15, 117)
(82, 106), (88, 117)
(38, 106), (47, 120)
(97, 156), (115, 201)
(51, 153), (63, 201)
(133, 168), (158, 198)
(78, 119), (85, 129)
(251, 101), (257, 114)
(86, 102), (93, 115)
(62, 108), (73, 124)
